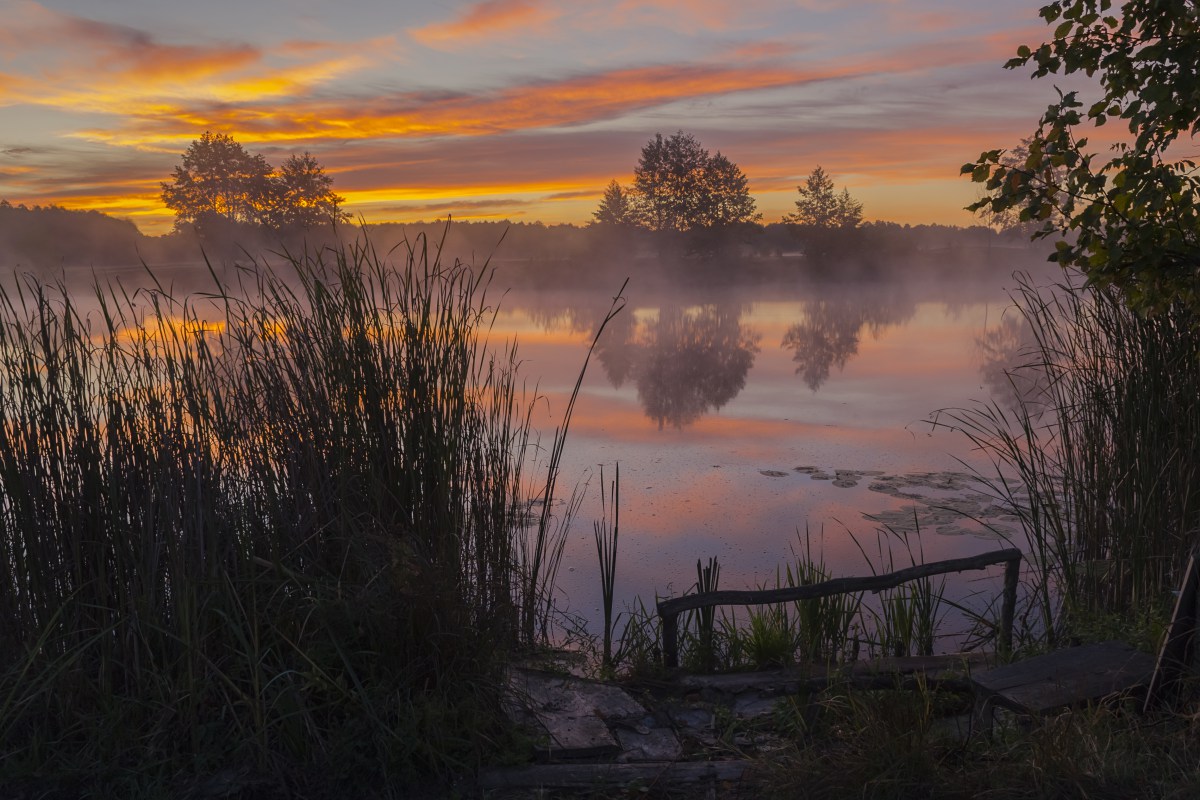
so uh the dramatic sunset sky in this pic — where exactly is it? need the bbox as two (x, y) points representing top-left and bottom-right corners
(0, 0), (1063, 235)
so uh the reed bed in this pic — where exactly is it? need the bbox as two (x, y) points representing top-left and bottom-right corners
(0, 237), (583, 793)
(936, 271), (1200, 642)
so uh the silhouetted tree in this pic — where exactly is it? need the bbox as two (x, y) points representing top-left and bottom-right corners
(786, 166), (862, 230)
(162, 132), (273, 230)
(265, 153), (348, 230)
(785, 166), (863, 258)
(632, 132), (759, 232)
(162, 133), (345, 234)
(592, 180), (636, 227)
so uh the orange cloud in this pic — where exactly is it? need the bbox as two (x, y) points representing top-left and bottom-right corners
(0, 5), (392, 126)
(73, 60), (870, 150)
(412, 0), (560, 46)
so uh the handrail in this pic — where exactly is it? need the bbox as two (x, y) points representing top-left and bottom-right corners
(656, 547), (1022, 670)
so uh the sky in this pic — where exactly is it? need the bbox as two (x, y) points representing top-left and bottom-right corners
(0, 0), (1064, 235)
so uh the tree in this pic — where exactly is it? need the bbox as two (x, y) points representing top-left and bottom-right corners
(265, 153), (348, 230)
(785, 166), (863, 230)
(592, 180), (636, 227)
(964, 1), (1200, 315)
(695, 153), (759, 229)
(161, 132), (273, 230)
(162, 134), (346, 233)
(631, 132), (759, 232)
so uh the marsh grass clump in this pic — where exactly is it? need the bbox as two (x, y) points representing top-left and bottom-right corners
(0, 236), (580, 794)
(763, 686), (1200, 800)
(937, 271), (1200, 643)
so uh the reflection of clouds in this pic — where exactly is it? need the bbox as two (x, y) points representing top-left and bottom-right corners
(598, 304), (760, 429)
(781, 286), (917, 391)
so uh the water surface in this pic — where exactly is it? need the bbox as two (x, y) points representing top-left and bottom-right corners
(494, 259), (1045, 641)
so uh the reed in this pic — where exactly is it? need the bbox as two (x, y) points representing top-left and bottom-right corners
(936, 271), (1200, 641)
(684, 556), (722, 672)
(593, 463), (620, 671)
(0, 236), (598, 793)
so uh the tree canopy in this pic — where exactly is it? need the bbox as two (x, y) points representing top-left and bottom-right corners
(964, 0), (1200, 314)
(785, 166), (863, 230)
(162, 132), (347, 234)
(631, 132), (759, 232)
(592, 180), (636, 227)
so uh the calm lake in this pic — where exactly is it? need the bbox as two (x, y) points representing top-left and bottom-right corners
(491, 251), (1052, 642)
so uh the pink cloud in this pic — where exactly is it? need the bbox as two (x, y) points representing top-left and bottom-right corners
(411, 0), (560, 46)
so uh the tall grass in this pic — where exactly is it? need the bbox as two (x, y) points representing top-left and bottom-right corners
(0, 237), (590, 792)
(936, 271), (1200, 642)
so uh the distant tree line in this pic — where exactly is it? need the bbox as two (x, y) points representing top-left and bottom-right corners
(161, 132), (348, 235)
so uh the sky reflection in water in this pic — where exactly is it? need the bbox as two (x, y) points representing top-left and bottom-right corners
(495, 268), (1041, 640)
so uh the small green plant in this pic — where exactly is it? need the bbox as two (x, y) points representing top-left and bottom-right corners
(788, 531), (863, 664)
(852, 528), (948, 658)
(612, 597), (662, 678)
(743, 604), (795, 669)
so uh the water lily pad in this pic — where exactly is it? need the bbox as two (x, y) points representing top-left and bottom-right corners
(759, 469), (790, 478)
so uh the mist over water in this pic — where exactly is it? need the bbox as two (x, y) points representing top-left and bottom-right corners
(493, 252), (1055, 642)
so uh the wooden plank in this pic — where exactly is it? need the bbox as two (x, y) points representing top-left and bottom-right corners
(507, 669), (652, 760)
(1145, 553), (1200, 710)
(972, 641), (1154, 715)
(477, 760), (752, 790)
(677, 653), (990, 695)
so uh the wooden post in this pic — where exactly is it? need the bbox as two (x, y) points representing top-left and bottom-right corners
(662, 610), (679, 670)
(1000, 553), (1020, 659)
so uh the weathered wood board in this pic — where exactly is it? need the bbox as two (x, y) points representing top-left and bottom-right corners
(506, 668), (662, 760)
(972, 641), (1154, 715)
(477, 760), (752, 791)
(679, 652), (989, 696)
(1146, 553), (1200, 709)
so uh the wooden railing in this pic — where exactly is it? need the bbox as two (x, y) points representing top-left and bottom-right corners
(656, 548), (1022, 670)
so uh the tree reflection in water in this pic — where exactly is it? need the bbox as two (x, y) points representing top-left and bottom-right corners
(599, 304), (760, 429)
(975, 313), (1049, 416)
(781, 287), (917, 391)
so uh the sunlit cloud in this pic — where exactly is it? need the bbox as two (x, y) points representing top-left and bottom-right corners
(0, 3), (262, 83)
(0, 3), (394, 132)
(411, 0), (561, 47)
(67, 61), (857, 149)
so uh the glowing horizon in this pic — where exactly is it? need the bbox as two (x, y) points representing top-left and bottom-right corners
(0, 0), (1062, 236)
